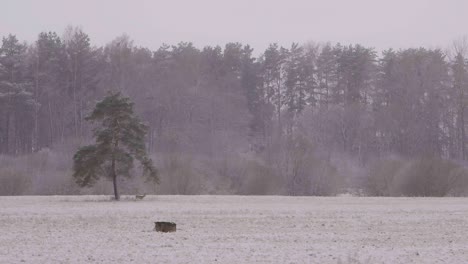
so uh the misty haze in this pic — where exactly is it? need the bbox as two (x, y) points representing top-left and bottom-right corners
(1, 1), (468, 263)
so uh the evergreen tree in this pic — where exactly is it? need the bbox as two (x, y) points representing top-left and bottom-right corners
(73, 92), (159, 200)
(452, 52), (468, 159)
(316, 43), (338, 106)
(262, 44), (287, 136)
(31, 31), (68, 149)
(0, 34), (37, 154)
(64, 26), (101, 139)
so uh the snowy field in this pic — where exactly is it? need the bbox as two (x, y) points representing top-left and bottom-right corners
(1, 196), (468, 264)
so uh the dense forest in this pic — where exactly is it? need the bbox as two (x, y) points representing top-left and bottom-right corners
(1, 26), (468, 196)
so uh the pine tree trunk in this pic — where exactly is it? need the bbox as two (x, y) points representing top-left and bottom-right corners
(112, 174), (120, 201)
(5, 113), (10, 154)
(48, 101), (54, 146)
(461, 105), (466, 160)
(276, 79), (282, 138)
(113, 174), (119, 200)
(112, 158), (119, 200)
(73, 54), (78, 139)
(33, 54), (39, 152)
(112, 131), (120, 200)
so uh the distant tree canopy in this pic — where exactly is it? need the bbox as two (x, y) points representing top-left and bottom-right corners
(2, 28), (468, 196)
(73, 92), (158, 200)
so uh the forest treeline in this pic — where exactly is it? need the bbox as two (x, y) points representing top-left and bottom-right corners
(1, 26), (468, 196)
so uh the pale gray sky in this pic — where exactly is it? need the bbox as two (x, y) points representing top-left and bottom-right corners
(2, 0), (467, 52)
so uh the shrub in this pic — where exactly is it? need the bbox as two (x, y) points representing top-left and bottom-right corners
(366, 157), (468, 196)
(366, 158), (407, 196)
(0, 168), (30, 195)
(241, 159), (285, 195)
(399, 157), (468, 196)
(158, 154), (202, 195)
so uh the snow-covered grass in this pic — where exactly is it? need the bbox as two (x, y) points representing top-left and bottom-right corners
(1, 196), (467, 263)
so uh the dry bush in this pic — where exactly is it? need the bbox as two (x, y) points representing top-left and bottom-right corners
(287, 135), (342, 196)
(446, 166), (468, 196)
(308, 158), (341, 196)
(0, 149), (78, 195)
(398, 157), (468, 196)
(0, 167), (30, 195)
(0, 155), (31, 195)
(366, 158), (408, 196)
(29, 149), (78, 195)
(157, 153), (203, 195)
(259, 134), (342, 196)
(366, 157), (468, 196)
(241, 159), (285, 195)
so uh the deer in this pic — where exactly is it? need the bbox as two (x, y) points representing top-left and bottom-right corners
(135, 193), (146, 200)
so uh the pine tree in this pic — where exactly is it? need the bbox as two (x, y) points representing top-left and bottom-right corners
(452, 52), (468, 159)
(73, 92), (159, 200)
(0, 34), (37, 154)
(32, 31), (68, 149)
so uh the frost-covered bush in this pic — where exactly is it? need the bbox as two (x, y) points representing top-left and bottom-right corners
(399, 158), (468, 196)
(0, 149), (78, 195)
(366, 157), (468, 196)
(255, 134), (342, 196)
(366, 158), (407, 196)
(0, 167), (30, 195)
(157, 153), (203, 195)
(241, 159), (285, 195)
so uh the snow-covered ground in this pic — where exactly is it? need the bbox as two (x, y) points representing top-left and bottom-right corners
(1, 196), (467, 264)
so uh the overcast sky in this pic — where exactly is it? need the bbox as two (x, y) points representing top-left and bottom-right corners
(2, 0), (468, 53)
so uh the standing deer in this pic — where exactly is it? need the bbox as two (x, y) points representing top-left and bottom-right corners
(135, 193), (146, 200)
